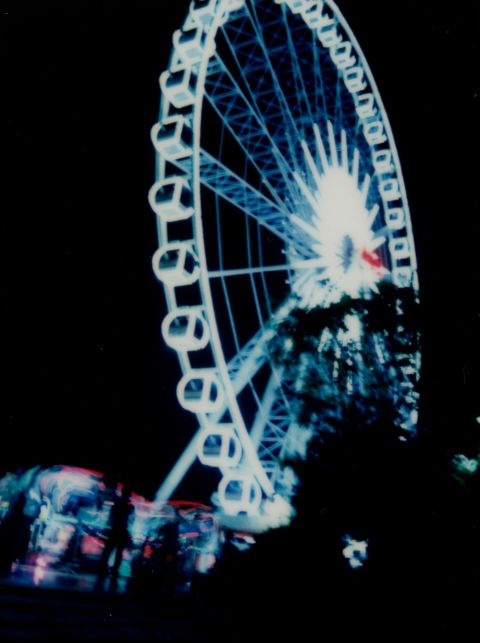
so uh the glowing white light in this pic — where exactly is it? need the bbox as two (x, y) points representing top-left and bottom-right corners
(33, 555), (48, 585)
(263, 494), (294, 528)
(231, 533), (255, 553)
(342, 535), (368, 570)
(218, 474), (262, 516)
(452, 454), (479, 475)
(291, 122), (387, 307)
(284, 424), (313, 459)
(338, 313), (362, 345)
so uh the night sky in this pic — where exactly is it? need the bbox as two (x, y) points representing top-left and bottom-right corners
(3, 1), (479, 501)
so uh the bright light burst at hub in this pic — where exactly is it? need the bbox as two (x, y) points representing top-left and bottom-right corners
(291, 122), (388, 307)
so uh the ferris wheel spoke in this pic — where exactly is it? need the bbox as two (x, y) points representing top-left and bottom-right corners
(205, 56), (297, 206)
(207, 304), (294, 425)
(226, 329), (269, 392)
(246, 1), (307, 138)
(221, 5), (305, 173)
(311, 28), (330, 135)
(278, 5), (316, 134)
(198, 149), (315, 258)
(224, 307), (293, 400)
(209, 326), (278, 425)
(254, 377), (295, 474)
(246, 2), (307, 162)
(244, 215), (271, 331)
(207, 256), (329, 278)
(333, 58), (343, 128)
(256, 219), (274, 319)
(250, 370), (282, 449)
(154, 429), (203, 503)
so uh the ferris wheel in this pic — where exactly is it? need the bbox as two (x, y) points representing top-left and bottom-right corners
(149, 0), (419, 527)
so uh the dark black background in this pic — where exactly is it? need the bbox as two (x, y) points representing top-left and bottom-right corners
(2, 1), (479, 500)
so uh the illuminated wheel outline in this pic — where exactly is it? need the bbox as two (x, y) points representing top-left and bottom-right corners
(150, 0), (420, 525)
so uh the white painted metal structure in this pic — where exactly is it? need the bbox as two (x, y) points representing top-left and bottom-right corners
(150, 0), (419, 524)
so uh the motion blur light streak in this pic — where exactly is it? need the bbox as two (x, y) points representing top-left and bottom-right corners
(0, 466), (222, 591)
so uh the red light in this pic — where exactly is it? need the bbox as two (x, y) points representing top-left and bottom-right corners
(361, 248), (383, 269)
(143, 545), (153, 559)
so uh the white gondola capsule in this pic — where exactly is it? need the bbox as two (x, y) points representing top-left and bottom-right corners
(161, 307), (210, 352)
(189, 0), (217, 30)
(300, 2), (326, 29)
(344, 66), (367, 94)
(218, 0), (245, 27)
(218, 474), (262, 515)
(152, 243), (200, 287)
(385, 208), (405, 231)
(148, 177), (193, 222)
(151, 116), (192, 161)
(177, 370), (224, 414)
(330, 41), (356, 71)
(392, 266), (413, 289)
(276, 0), (316, 15)
(389, 237), (410, 261)
(198, 425), (242, 468)
(317, 19), (342, 49)
(159, 67), (197, 110)
(225, 0), (244, 10)
(152, 241), (200, 287)
(172, 27), (215, 67)
(355, 93), (377, 121)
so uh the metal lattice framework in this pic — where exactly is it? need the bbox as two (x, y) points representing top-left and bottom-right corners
(150, 0), (420, 527)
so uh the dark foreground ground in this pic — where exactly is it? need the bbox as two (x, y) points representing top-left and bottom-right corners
(2, 534), (480, 643)
(0, 572), (238, 642)
(1, 568), (479, 641)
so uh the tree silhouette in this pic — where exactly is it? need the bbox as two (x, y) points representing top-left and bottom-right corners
(269, 283), (421, 441)
(239, 285), (479, 634)
(215, 287), (480, 637)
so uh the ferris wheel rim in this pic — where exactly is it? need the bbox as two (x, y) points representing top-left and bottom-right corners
(190, 1), (277, 498)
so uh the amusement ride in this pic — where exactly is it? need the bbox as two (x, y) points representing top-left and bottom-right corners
(149, 0), (420, 528)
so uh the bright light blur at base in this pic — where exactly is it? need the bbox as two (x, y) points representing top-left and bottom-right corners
(0, 466), (224, 592)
